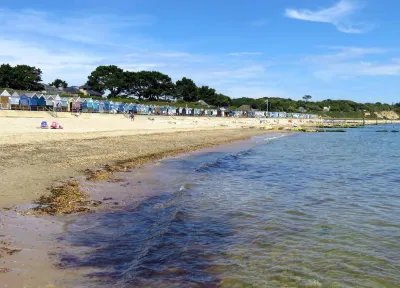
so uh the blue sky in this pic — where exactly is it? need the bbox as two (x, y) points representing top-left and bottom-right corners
(0, 0), (399, 103)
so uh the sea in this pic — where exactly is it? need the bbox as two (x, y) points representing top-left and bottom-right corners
(58, 124), (400, 288)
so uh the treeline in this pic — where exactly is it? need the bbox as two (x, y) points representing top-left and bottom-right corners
(0, 64), (231, 106)
(86, 65), (232, 106)
(231, 97), (400, 115)
(1, 63), (398, 113)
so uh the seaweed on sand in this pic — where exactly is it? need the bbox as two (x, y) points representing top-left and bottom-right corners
(33, 181), (92, 215)
(0, 247), (21, 256)
(84, 168), (113, 182)
(325, 129), (346, 132)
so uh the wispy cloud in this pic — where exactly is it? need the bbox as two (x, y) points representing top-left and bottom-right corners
(306, 46), (386, 63)
(304, 46), (400, 80)
(228, 52), (263, 56)
(284, 0), (365, 33)
(0, 8), (276, 97)
(250, 19), (268, 27)
(0, 9), (153, 45)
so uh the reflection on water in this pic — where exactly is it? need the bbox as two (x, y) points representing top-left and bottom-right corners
(59, 126), (400, 287)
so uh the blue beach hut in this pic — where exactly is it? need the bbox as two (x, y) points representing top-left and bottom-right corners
(19, 94), (30, 110)
(86, 98), (94, 112)
(109, 101), (116, 113)
(98, 101), (104, 113)
(104, 100), (111, 112)
(93, 100), (99, 113)
(118, 102), (125, 113)
(37, 95), (46, 109)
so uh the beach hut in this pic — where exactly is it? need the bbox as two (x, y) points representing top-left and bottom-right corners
(123, 103), (130, 113)
(29, 95), (39, 110)
(0, 90), (11, 109)
(86, 98), (94, 113)
(19, 94), (31, 110)
(104, 100), (111, 113)
(98, 101), (104, 113)
(117, 102), (125, 113)
(53, 95), (62, 111)
(81, 99), (88, 113)
(81, 98), (93, 113)
(45, 95), (54, 108)
(37, 95), (47, 110)
(9, 91), (20, 109)
(60, 97), (72, 112)
(109, 101), (116, 113)
(104, 100), (116, 113)
(71, 97), (81, 112)
(93, 100), (99, 113)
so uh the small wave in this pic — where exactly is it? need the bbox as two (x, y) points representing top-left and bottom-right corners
(264, 134), (286, 141)
(195, 149), (253, 172)
(285, 209), (309, 217)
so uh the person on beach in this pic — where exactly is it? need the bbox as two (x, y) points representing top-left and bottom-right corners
(130, 112), (135, 121)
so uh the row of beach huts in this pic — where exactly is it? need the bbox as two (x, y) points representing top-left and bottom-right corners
(0, 90), (319, 118)
(0, 90), (123, 113)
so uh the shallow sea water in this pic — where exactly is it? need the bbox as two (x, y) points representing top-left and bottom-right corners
(59, 124), (400, 287)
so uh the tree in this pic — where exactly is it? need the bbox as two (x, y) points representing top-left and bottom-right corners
(302, 95), (312, 102)
(49, 79), (68, 88)
(198, 86), (216, 104)
(142, 71), (175, 101)
(0, 64), (44, 90)
(0, 64), (14, 88)
(86, 65), (125, 97)
(175, 77), (199, 102)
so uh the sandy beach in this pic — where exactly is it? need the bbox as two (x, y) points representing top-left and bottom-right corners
(0, 113), (293, 207)
(0, 112), (398, 287)
(0, 113), (288, 287)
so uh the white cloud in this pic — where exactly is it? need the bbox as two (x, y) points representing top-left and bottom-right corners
(304, 46), (400, 80)
(285, 0), (365, 33)
(250, 19), (268, 27)
(228, 52), (263, 56)
(306, 46), (386, 63)
(0, 8), (278, 98)
(0, 9), (153, 45)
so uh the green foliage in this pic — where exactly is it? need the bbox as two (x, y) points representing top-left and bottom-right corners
(49, 78), (68, 88)
(302, 95), (312, 102)
(0, 64), (44, 90)
(175, 77), (199, 102)
(86, 65), (125, 97)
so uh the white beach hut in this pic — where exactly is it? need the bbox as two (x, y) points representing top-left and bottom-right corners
(9, 91), (20, 109)
(45, 95), (55, 107)
(0, 90), (11, 109)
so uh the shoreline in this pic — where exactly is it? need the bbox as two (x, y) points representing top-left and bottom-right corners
(0, 127), (285, 208)
(0, 114), (397, 286)
(0, 126), (286, 287)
